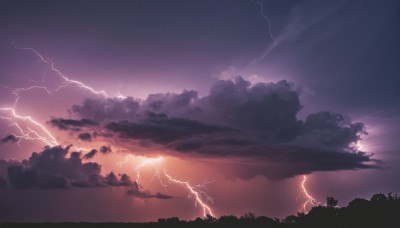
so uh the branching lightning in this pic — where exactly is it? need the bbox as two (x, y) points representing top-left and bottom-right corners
(0, 44), (111, 148)
(12, 43), (109, 97)
(117, 155), (132, 167)
(132, 157), (215, 217)
(0, 106), (58, 147)
(2, 44), (216, 219)
(251, 0), (274, 42)
(134, 156), (163, 183)
(299, 175), (320, 213)
(163, 170), (214, 217)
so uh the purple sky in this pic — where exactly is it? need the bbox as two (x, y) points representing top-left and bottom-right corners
(0, 0), (399, 222)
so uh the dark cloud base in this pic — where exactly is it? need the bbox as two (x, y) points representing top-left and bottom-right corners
(49, 118), (98, 131)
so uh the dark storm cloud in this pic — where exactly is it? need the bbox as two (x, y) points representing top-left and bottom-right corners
(7, 165), (68, 189)
(105, 114), (234, 145)
(1, 147), (167, 198)
(0, 176), (7, 188)
(126, 182), (174, 200)
(104, 173), (134, 187)
(294, 112), (367, 150)
(49, 118), (98, 131)
(0, 146), (132, 189)
(64, 77), (378, 180)
(99, 145), (112, 154)
(78, 133), (92, 141)
(72, 97), (141, 122)
(192, 143), (377, 181)
(82, 149), (97, 160)
(0, 134), (19, 144)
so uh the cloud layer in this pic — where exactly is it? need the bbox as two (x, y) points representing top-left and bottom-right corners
(0, 146), (173, 199)
(53, 77), (378, 180)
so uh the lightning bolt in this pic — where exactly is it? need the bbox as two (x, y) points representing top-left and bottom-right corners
(0, 44), (111, 148)
(299, 175), (320, 213)
(252, 0), (274, 42)
(12, 43), (109, 97)
(116, 84), (127, 99)
(132, 157), (215, 217)
(163, 170), (214, 217)
(0, 84), (58, 147)
(116, 91), (127, 100)
(72, 146), (91, 152)
(4, 44), (216, 219)
(0, 107), (58, 147)
(134, 156), (163, 183)
(117, 155), (132, 167)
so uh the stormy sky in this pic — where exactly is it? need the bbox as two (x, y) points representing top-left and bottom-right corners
(0, 0), (399, 222)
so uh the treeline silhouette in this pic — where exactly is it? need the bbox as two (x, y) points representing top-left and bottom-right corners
(2, 193), (400, 227)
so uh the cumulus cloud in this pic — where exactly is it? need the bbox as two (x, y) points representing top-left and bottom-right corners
(0, 146), (171, 199)
(72, 97), (141, 121)
(294, 112), (367, 150)
(59, 77), (378, 180)
(104, 172), (134, 187)
(8, 165), (68, 189)
(0, 134), (19, 144)
(1, 146), (125, 189)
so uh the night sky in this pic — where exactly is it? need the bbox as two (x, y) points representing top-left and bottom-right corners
(0, 0), (399, 222)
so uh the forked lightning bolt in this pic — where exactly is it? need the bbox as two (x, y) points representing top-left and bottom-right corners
(134, 156), (163, 183)
(0, 107), (58, 147)
(300, 175), (320, 213)
(163, 170), (214, 217)
(12, 43), (109, 97)
(3, 44), (216, 218)
(0, 44), (110, 147)
(0, 84), (58, 146)
(252, 0), (274, 42)
(133, 157), (215, 217)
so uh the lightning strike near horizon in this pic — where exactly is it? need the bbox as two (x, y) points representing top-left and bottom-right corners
(163, 170), (214, 217)
(299, 175), (320, 213)
(132, 157), (215, 218)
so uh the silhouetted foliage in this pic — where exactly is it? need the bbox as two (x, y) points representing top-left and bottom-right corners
(326, 196), (338, 208)
(240, 212), (256, 221)
(1, 193), (400, 227)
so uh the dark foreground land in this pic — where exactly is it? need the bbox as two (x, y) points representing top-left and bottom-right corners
(2, 193), (400, 228)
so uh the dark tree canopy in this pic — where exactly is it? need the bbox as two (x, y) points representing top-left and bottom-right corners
(1, 193), (399, 227)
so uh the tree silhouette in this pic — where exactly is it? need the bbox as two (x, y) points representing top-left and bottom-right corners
(3, 192), (400, 228)
(326, 196), (338, 208)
